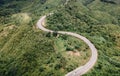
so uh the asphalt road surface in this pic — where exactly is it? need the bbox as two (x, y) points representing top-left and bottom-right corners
(37, 15), (98, 76)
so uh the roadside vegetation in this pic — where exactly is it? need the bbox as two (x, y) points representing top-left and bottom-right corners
(0, 0), (120, 76)
(46, 0), (120, 76)
(0, 0), (91, 76)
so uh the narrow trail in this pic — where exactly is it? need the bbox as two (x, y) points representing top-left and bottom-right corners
(37, 15), (98, 76)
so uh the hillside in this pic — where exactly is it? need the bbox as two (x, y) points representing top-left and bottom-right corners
(0, 0), (120, 76)
(47, 0), (120, 76)
(0, 0), (68, 76)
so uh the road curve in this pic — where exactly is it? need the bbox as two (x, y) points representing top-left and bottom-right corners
(37, 15), (98, 76)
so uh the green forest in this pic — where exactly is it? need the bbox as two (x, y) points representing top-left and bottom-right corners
(0, 0), (120, 76)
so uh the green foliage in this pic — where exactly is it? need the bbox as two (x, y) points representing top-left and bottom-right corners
(53, 35), (90, 72)
(47, 0), (120, 76)
(0, 0), (66, 76)
(80, 0), (95, 6)
(0, 0), (120, 76)
(100, 0), (120, 4)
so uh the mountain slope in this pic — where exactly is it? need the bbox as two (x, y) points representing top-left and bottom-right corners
(0, 0), (120, 76)
(0, 0), (67, 76)
(47, 0), (120, 76)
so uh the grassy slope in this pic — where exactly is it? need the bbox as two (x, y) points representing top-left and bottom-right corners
(0, 0), (91, 76)
(47, 0), (120, 76)
(0, 0), (120, 76)
(0, 0), (65, 76)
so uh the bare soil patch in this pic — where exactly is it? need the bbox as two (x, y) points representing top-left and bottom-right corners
(66, 50), (80, 56)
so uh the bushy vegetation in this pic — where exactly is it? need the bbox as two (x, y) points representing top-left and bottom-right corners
(47, 0), (120, 76)
(0, 0), (120, 76)
(100, 0), (120, 4)
(0, 0), (91, 76)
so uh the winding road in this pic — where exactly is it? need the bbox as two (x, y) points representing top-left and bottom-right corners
(37, 15), (98, 76)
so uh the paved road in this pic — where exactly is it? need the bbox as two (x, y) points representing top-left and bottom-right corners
(37, 15), (98, 76)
